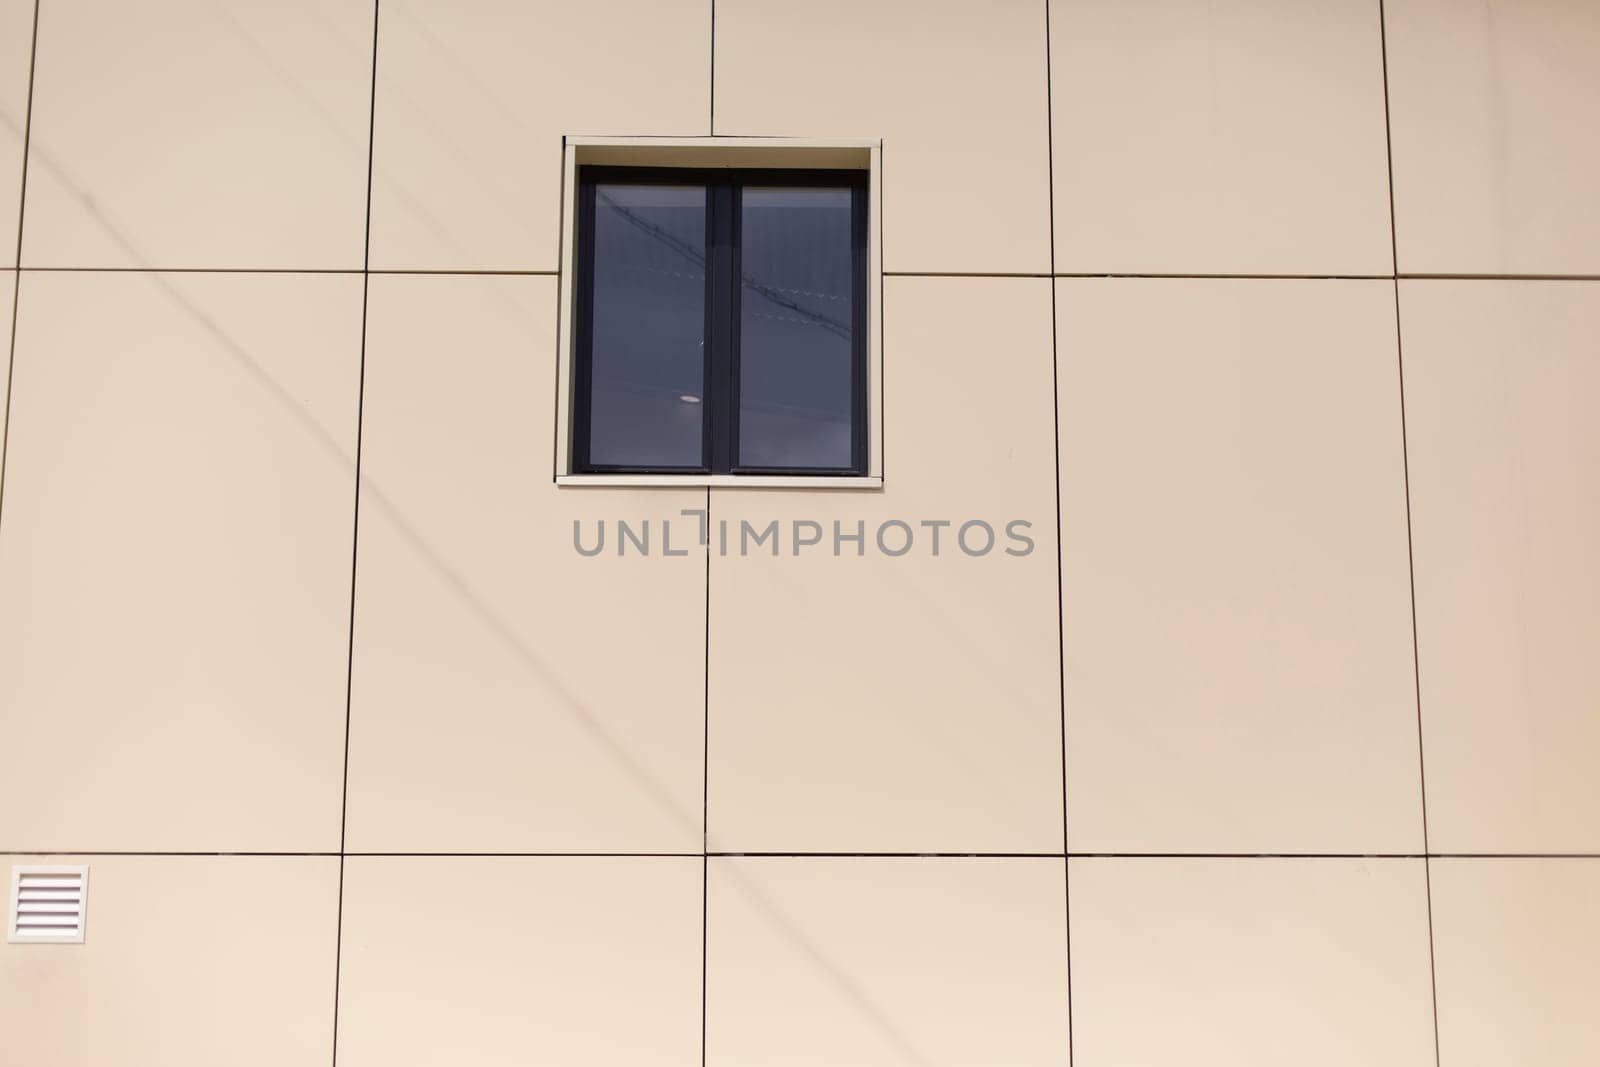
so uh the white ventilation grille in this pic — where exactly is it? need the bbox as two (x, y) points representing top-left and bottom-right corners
(8, 865), (89, 943)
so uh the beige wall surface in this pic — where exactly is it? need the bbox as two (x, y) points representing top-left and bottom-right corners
(0, 855), (340, 1065)
(0, 0), (31, 267)
(1, 0), (1597, 1065)
(1401, 280), (1600, 854)
(22, 0), (375, 268)
(0, 271), (360, 852)
(707, 857), (1070, 1066)
(1069, 858), (1437, 1067)
(0, 270), (12, 499)
(1052, 0), (1393, 275)
(1059, 277), (1420, 854)
(336, 856), (703, 1066)
(1384, 0), (1600, 275)
(1430, 859), (1600, 1067)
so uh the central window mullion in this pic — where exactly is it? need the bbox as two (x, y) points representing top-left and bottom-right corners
(706, 179), (738, 474)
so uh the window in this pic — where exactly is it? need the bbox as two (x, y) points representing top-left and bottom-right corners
(571, 166), (869, 476)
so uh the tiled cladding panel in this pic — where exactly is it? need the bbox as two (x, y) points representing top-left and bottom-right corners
(1385, 0), (1600, 276)
(0, 0), (34, 267)
(21, 0), (374, 269)
(1051, 0), (1393, 276)
(367, 0), (710, 271)
(707, 277), (1062, 855)
(713, 0), (1051, 274)
(336, 857), (703, 1066)
(342, 274), (705, 854)
(1069, 858), (1437, 1067)
(1058, 279), (1422, 855)
(1431, 859), (1600, 1067)
(706, 857), (1069, 1067)
(1401, 281), (1600, 854)
(0, 272), (360, 852)
(0, 855), (339, 1066)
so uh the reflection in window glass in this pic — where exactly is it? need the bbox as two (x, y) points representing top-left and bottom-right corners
(588, 184), (706, 468)
(738, 187), (854, 470)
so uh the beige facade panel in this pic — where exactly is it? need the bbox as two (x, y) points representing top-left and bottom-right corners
(0, 855), (339, 1065)
(0, 271), (12, 501)
(707, 277), (1061, 854)
(0, 0), (33, 267)
(1051, 0), (1393, 276)
(1401, 280), (1600, 853)
(367, 0), (710, 272)
(20, 0), (373, 268)
(0, 271), (360, 852)
(1058, 278), (1422, 854)
(336, 856), (702, 1066)
(713, 0), (1050, 274)
(1431, 859), (1600, 1067)
(1385, 0), (1600, 275)
(1069, 857), (1436, 1067)
(343, 274), (705, 853)
(706, 857), (1069, 1067)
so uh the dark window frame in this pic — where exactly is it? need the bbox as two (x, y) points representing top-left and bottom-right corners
(572, 165), (869, 477)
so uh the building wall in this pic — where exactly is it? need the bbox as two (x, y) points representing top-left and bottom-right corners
(1, 1), (1597, 1064)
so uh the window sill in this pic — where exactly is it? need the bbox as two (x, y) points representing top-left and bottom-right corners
(556, 474), (884, 490)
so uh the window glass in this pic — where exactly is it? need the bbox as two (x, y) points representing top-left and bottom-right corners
(737, 187), (855, 470)
(587, 184), (706, 468)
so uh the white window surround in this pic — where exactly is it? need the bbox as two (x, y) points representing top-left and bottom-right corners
(553, 136), (885, 489)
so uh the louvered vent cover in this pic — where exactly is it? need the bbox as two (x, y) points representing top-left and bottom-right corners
(8, 865), (89, 943)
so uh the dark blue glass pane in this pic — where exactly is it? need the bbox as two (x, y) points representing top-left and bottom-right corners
(589, 184), (706, 468)
(738, 187), (854, 470)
